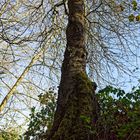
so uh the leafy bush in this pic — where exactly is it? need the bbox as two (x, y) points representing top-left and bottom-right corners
(24, 87), (56, 140)
(96, 85), (140, 140)
(24, 85), (140, 140)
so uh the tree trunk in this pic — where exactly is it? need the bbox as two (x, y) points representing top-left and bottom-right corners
(46, 0), (97, 139)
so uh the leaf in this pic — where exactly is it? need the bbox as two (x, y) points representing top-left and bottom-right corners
(132, 0), (137, 11)
(128, 14), (135, 22)
(126, 93), (133, 100)
(136, 15), (140, 21)
(133, 6), (137, 11)
(117, 90), (125, 97)
(80, 115), (90, 123)
(132, 0), (137, 7)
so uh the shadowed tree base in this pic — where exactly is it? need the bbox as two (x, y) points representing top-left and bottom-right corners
(46, 72), (97, 140)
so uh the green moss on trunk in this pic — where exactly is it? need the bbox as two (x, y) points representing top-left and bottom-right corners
(51, 72), (95, 140)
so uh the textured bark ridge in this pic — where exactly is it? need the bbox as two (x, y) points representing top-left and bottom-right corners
(46, 0), (96, 139)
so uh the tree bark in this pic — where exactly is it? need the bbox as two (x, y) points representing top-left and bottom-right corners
(46, 0), (97, 139)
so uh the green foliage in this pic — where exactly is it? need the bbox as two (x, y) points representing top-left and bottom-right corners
(24, 87), (57, 139)
(24, 84), (140, 139)
(114, 0), (140, 22)
(136, 15), (140, 21)
(95, 85), (140, 139)
(127, 0), (140, 22)
(80, 115), (91, 124)
(128, 14), (135, 22)
(132, 0), (137, 11)
(128, 13), (140, 22)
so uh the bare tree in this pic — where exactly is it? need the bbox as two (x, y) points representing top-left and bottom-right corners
(0, 0), (140, 136)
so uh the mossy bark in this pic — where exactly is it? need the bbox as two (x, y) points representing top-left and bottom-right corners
(46, 0), (97, 140)
(51, 72), (96, 140)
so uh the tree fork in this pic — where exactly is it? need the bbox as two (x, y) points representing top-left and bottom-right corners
(46, 0), (97, 139)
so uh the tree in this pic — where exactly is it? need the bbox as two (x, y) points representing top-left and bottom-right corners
(45, 0), (140, 139)
(45, 0), (101, 139)
(0, 0), (140, 137)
